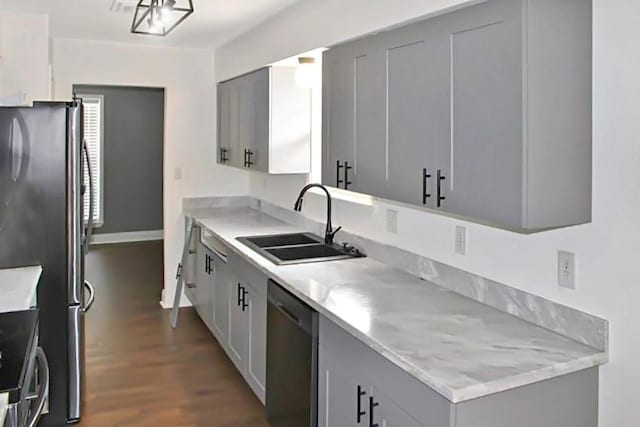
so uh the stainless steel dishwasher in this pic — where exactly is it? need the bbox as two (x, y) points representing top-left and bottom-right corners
(266, 280), (318, 427)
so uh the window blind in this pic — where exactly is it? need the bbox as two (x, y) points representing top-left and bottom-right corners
(80, 95), (104, 226)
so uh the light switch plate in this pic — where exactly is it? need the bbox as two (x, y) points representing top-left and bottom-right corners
(386, 209), (398, 234)
(455, 226), (467, 255)
(558, 250), (576, 289)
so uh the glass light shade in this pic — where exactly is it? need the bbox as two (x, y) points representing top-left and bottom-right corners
(295, 57), (317, 89)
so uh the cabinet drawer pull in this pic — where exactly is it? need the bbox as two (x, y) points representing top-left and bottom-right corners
(241, 288), (249, 312)
(237, 283), (242, 306)
(336, 160), (344, 187)
(422, 168), (432, 204)
(437, 169), (446, 208)
(187, 283), (196, 289)
(369, 396), (379, 427)
(344, 161), (353, 190)
(357, 385), (366, 423)
(176, 263), (182, 279)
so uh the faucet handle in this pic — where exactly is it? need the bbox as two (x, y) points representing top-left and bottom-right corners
(329, 226), (342, 238)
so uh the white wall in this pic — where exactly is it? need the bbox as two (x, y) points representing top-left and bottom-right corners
(0, 11), (50, 103)
(216, 1), (640, 426)
(52, 38), (251, 308)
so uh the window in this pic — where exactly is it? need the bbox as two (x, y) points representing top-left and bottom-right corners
(78, 94), (104, 226)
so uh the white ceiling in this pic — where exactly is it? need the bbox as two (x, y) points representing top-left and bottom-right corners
(0, 0), (301, 49)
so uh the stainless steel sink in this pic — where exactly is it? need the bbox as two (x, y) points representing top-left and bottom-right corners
(237, 232), (364, 265)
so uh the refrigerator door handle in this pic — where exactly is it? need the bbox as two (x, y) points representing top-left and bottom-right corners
(83, 140), (95, 255)
(81, 280), (95, 313)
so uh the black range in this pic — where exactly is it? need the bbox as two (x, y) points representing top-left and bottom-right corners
(0, 309), (38, 404)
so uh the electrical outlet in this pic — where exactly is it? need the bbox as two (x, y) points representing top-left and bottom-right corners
(455, 226), (467, 255)
(558, 251), (576, 289)
(386, 209), (398, 234)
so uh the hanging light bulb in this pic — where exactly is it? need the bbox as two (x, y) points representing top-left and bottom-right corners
(161, 0), (176, 17)
(295, 57), (316, 89)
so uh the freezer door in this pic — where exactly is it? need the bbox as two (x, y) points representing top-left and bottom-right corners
(67, 305), (85, 423)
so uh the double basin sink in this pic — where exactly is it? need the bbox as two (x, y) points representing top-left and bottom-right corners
(237, 232), (364, 265)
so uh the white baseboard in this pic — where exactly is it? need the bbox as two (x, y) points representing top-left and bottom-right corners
(91, 230), (163, 245)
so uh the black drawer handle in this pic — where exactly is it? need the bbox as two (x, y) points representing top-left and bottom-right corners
(369, 396), (379, 427)
(423, 168), (432, 204)
(344, 161), (353, 190)
(237, 283), (242, 307)
(357, 385), (366, 423)
(176, 263), (182, 279)
(336, 160), (344, 187)
(187, 283), (196, 289)
(241, 288), (249, 311)
(437, 169), (446, 208)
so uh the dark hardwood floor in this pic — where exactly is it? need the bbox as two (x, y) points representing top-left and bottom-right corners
(78, 241), (269, 427)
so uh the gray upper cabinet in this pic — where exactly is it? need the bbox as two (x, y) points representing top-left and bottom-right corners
(217, 66), (311, 174)
(322, 0), (592, 231)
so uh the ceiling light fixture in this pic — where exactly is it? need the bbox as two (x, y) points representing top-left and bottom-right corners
(131, 0), (194, 37)
(295, 57), (317, 89)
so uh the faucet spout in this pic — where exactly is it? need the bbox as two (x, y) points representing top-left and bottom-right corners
(293, 183), (341, 245)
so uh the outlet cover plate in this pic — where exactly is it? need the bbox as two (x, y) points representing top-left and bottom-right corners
(558, 250), (576, 289)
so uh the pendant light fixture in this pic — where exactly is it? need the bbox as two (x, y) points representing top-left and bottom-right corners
(131, 0), (194, 36)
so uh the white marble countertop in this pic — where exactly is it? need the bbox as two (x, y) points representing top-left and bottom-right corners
(186, 206), (607, 403)
(0, 265), (42, 313)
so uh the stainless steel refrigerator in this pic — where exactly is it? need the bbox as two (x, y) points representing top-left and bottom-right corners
(0, 100), (95, 425)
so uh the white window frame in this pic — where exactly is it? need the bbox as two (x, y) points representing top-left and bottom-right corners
(78, 94), (105, 227)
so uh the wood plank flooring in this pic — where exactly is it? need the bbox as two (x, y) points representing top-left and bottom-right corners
(78, 241), (269, 427)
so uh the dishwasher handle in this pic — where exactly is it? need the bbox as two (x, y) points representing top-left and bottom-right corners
(267, 280), (316, 334)
(276, 302), (301, 325)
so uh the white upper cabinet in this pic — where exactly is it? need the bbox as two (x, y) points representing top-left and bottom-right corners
(217, 66), (311, 174)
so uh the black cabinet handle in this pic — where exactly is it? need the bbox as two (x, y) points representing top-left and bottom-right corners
(356, 385), (366, 423)
(237, 283), (242, 307)
(437, 169), (446, 208)
(336, 160), (344, 187)
(187, 282), (196, 289)
(344, 161), (353, 190)
(219, 147), (229, 163)
(423, 168), (432, 204)
(241, 288), (249, 312)
(176, 263), (182, 279)
(244, 149), (254, 168)
(369, 396), (379, 427)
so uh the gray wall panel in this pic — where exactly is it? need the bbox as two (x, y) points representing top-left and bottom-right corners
(73, 85), (164, 234)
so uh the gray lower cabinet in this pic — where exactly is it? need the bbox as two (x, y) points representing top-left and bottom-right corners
(227, 279), (248, 372)
(244, 280), (267, 402)
(322, 0), (592, 231)
(194, 245), (215, 331)
(319, 315), (598, 427)
(211, 253), (230, 341)
(217, 66), (311, 174)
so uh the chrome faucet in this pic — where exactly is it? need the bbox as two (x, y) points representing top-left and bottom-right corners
(294, 183), (342, 245)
